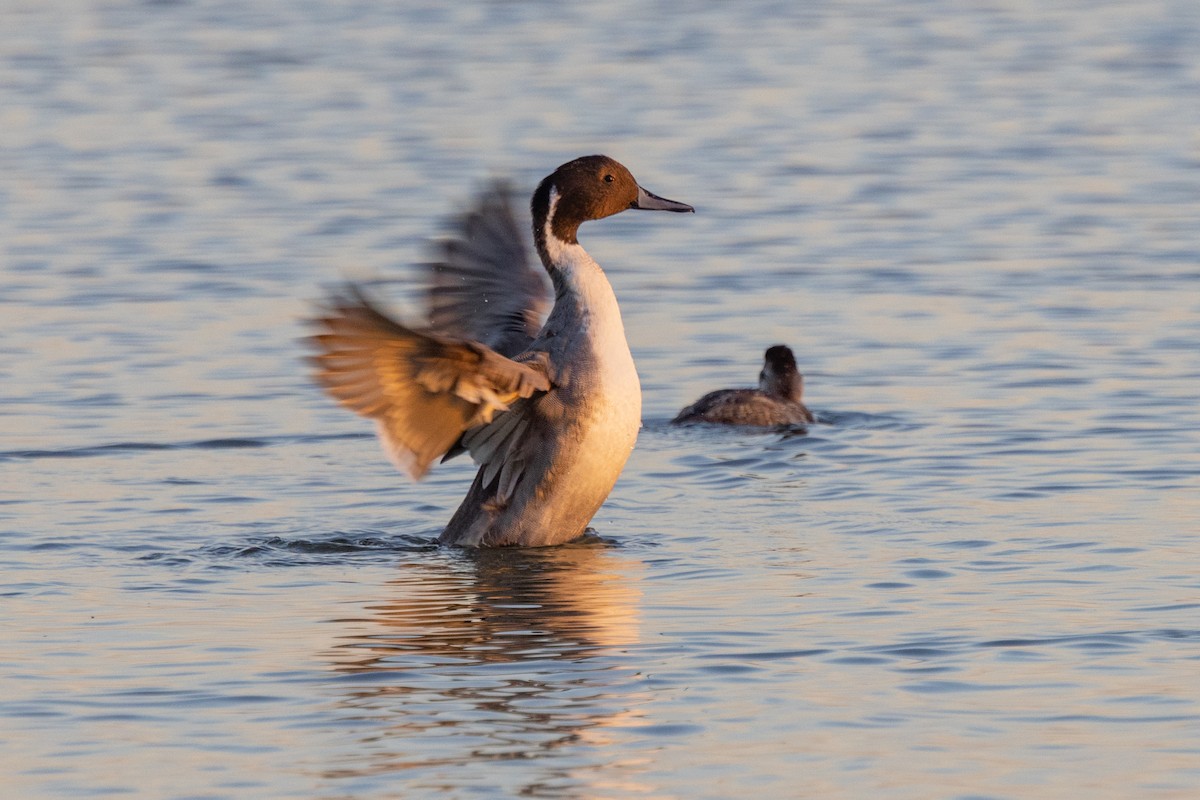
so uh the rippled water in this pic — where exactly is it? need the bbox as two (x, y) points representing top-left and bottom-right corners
(4, 1), (1200, 797)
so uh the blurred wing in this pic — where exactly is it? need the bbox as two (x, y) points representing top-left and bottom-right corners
(309, 286), (551, 479)
(460, 395), (539, 506)
(425, 181), (549, 357)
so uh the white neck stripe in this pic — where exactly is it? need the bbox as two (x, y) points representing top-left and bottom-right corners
(544, 185), (561, 247)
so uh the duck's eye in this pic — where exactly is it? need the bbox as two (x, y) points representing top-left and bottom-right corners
(603, 174), (614, 184)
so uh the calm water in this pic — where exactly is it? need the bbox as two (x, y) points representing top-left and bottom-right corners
(4, 1), (1200, 797)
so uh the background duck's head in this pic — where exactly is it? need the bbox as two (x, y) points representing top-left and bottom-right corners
(759, 344), (804, 402)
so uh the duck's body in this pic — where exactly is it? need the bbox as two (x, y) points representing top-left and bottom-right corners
(311, 155), (692, 546)
(441, 207), (644, 546)
(672, 345), (814, 428)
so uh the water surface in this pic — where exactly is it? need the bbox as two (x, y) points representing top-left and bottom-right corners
(3, 1), (1200, 798)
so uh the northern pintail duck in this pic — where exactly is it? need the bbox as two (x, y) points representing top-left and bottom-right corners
(671, 345), (815, 427)
(310, 155), (692, 546)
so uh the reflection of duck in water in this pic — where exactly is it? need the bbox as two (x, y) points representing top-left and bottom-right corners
(320, 547), (644, 786)
(328, 546), (642, 673)
(672, 345), (815, 427)
(310, 156), (692, 547)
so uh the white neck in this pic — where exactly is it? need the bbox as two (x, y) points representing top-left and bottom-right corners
(541, 188), (635, 375)
(543, 189), (618, 307)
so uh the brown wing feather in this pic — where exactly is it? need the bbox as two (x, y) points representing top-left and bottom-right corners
(308, 286), (551, 479)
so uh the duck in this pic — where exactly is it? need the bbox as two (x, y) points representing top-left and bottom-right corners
(309, 155), (693, 546)
(671, 345), (815, 427)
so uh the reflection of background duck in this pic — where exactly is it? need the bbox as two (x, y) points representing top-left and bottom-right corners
(319, 546), (645, 784)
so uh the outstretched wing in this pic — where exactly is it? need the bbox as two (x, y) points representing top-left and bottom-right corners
(309, 285), (551, 479)
(425, 181), (549, 357)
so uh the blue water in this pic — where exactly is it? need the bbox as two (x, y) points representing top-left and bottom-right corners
(3, 1), (1200, 797)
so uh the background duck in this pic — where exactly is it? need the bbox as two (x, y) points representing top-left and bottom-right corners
(672, 345), (814, 428)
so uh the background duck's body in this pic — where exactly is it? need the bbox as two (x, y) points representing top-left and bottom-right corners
(672, 345), (814, 428)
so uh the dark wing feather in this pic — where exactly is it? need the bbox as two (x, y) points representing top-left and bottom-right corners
(424, 181), (549, 358)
